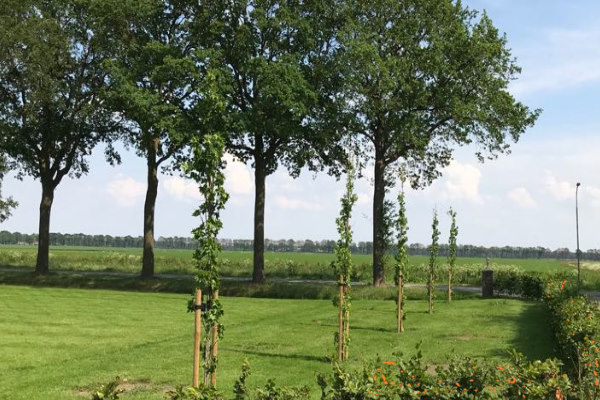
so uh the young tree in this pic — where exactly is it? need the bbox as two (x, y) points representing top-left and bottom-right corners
(186, 133), (229, 386)
(197, 0), (344, 283)
(336, 0), (540, 286)
(0, 0), (121, 274)
(447, 207), (458, 302)
(102, 0), (216, 278)
(428, 209), (440, 314)
(395, 179), (408, 333)
(332, 163), (357, 361)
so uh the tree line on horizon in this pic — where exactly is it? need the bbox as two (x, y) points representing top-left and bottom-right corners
(0, 0), (540, 285)
(1, 230), (595, 261)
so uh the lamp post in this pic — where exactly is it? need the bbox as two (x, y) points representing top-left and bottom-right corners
(576, 182), (581, 292)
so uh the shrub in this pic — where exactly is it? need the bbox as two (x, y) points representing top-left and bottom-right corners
(316, 345), (571, 399)
(90, 376), (124, 400)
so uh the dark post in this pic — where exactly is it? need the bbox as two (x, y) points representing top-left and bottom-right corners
(482, 269), (493, 298)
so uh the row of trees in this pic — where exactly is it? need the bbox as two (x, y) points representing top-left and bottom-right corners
(0, 0), (539, 285)
(0, 230), (591, 260)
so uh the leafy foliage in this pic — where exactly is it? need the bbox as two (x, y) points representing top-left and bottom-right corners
(195, 0), (345, 283)
(233, 359), (251, 400)
(317, 346), (570, 400)
(428, 209), (440, 314)
(544, 280), (600, 398)
(331, 164), (358, 360)
(447, 208), (458, 301)
(335, 0), (540, 286)
(394, 179), (409, 332)
(90, 376), (124, 400)
(0, 0), (122, 273)
(99, 0), (225, 278)
(167, 384), (223, 400)
(0, 156), (17, 223)
(186, 133), (229, 384)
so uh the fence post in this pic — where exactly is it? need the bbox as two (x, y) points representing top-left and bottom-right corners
(482, 269), (493, 298)
(193, 288), (202, 387)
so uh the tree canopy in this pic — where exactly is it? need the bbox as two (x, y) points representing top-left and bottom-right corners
(197, 0), (345, 282)
(100, 0), (222, 278)
(335, 0), (541, 285)
(0, 0), (122, 273)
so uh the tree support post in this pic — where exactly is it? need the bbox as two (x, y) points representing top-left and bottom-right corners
(397, 272), (404, 333)
(338, 282), (345, 361)
(192, 288), (202, 388)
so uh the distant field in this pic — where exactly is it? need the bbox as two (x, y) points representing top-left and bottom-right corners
(0, 285), (553, 400)
(0, 245), (578, 284)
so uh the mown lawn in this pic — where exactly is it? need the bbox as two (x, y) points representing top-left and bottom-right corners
(0, 285), (554, 400)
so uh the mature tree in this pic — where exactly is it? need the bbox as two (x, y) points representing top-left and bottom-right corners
(101, 0), (218, 278)
(0, 156), (17, 223)
(0, 0), (120, 274)
(198, 0), (344, 283)
(337, 0), (540, 285)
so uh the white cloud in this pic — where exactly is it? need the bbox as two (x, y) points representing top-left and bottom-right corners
(439, 161), (483, 204)
(583, 186), (600, 210)
(507, 187), (536, 208)
(356, 191), (371, 205)
(510, 27), (600, 95)
(224, 154), (253, 196)
(274, 195), (324, 211)
(106, 176), (146, 207)
(544, 173), (573, 201)
(163, 177), (201, 202)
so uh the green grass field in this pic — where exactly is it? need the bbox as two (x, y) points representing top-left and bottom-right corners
(0, 285), (553, 400)
(0, 245), (579, 285)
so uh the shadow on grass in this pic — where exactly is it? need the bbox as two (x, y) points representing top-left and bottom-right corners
(225, 347), (329, 363)
(484, 299), (555, 361)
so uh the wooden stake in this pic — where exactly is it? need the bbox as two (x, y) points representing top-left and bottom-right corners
(343, 285), (349, 360)
(338, 282), (344, 361)
(192, 289), (202, 388)
(210, 290), (219, 386)
(397, 273), (404, 333)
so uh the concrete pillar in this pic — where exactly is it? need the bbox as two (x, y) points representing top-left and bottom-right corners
(482, 269), (493, 298)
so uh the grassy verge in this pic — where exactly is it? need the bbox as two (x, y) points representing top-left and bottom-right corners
(0, 271), (479, 300)
(0, 285), (554, 400)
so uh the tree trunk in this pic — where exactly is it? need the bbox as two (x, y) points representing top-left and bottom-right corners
(210, 290), (219, 386)
(141, 137), (159, 279)
(35, 181), (54, 275)
(338, 282), (344, 361)
(372, 150), (386, 286)
(448, 268), (452, 302)
(252, 160), (266, 283)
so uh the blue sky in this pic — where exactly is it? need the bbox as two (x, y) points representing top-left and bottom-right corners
(3, 0), (600, 250)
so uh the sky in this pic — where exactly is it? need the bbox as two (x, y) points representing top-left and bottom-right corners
(3, 0), (600, 251)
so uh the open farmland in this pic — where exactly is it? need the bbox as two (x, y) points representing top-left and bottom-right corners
(0, 285), (553, 400)
(0, 245), (581, 285)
